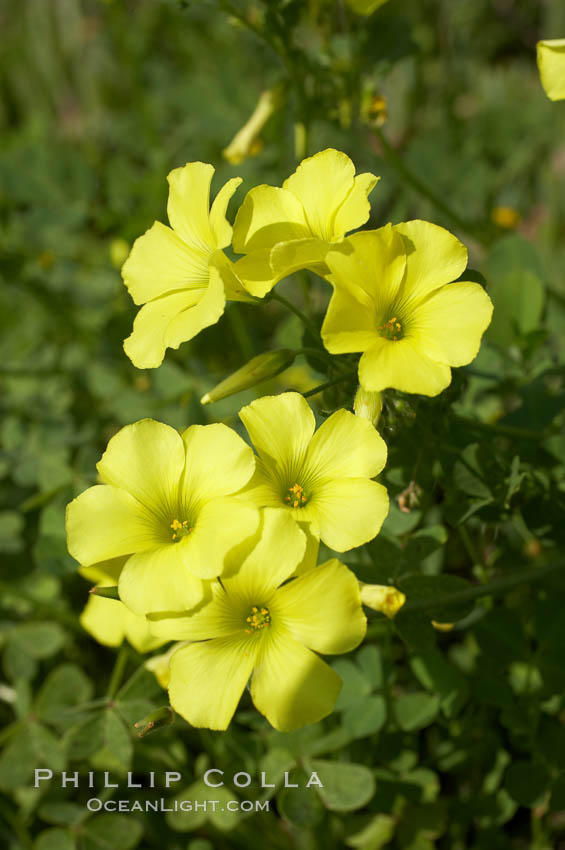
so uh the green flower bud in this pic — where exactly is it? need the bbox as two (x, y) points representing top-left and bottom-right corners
(134, 705), (175, 737)
(201, 349), (296, 404)
(89, 585), (120, 600)
(353, 386), (383, 426)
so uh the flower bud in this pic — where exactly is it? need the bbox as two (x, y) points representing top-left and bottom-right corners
(89, 585), (120, 600)
(223, 86), (285, 165)
(431, 621), (455, 632)
(200, 349), (296, 404)
(360, 583), (406, 618)
(354, 386), (383, 427)
(134, 706), (175, 737)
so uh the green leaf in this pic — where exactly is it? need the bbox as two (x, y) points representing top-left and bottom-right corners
(305, 759), (376, 812)
(0, 722), (65, 790)
(399, 574), (475, 623)
(80, 813), (143, 850)
(346, 813), (396, 849)
(0, 510), (24, 553)
(394, 610), (436, 651)
(394, 693), (440, 732)
(89, 709), (133, 773)
(9, 622), (66, 659)
(343, 695), (387, 738)
(332, 659), (372, 710)
(357, 645), (384, 691)
(34, 828), (75, 850)
(37, 801), (85, 827)
(166, 781), (241, 832)
(504, 760), (550, 807)
(410, 650), (470, 718)
(278, 777), (325, 827)
(36, 664), (93, 728)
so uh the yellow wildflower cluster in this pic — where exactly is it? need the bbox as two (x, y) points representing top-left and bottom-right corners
(67, 146), (495, 732)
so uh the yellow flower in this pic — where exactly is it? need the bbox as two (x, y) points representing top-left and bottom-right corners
(359, 583), (406, 618)
(149, 510), (366, 731)
(79, 559), (166, 653)
(66, 419), (259, 616)
(238, 392), (389, 552)
(122, 162), (249, 369)
(232, 148), (379, 297)
(537, 39), (565, 101)
(223, 86), (284, 165)
(145, 643), (184, 689)
(491, 206), (521, 229)
(322, 221), (493, 397)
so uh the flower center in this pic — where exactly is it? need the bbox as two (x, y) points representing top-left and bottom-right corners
(245, 606), (271, 633)
(170, 518), (192, 542)
(378, 315), (403, 341)
(284, 482), (309, 508)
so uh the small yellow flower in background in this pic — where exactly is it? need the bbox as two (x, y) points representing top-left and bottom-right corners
(149, 510), (367, 731)
(359, 583), (406, 618)
(122, 162), (249, 370)
(79, 559), (167, 653)
(322, 221), (493, 397)
(491, 206), (521, 229)
(232, 148), (379, 297)
(346, 0), (390, 14)
(361, 93), (388, 127)
(223, 86), (284, 166)
(66, 419), (259, 616)
(537, 39), (565, 101)
(109, 237), (130, 269)
(238, 392), (389, 552)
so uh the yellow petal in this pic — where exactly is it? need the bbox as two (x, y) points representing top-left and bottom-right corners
(66, 485), (159, 566)
(274, 559), (366, 654)
(161, 263), (227, 353)
(270, 237), (333, 281)
(393, 220), (468, 301)
(81, 594), (166, 653)
(283, 149), (356, 241)
(123, 289), (202, 369)
(313, 478), (389, 552)
(231, 185), (309, 254)
(166, 162), (217, 251)
(332, 172), (380, 237)
(79, 557), (126, 585)
(122, 222), (209, 306)
(304, 407), (387, 480)
(181, 423), (256, 505)
(148, 583), (237, 642)
(537, 39), (565, 101)
(223, 508), (306, 597)
(251, 630), (342, 731)
(118, 544), (206, 615)
(321, 276), (379, 354)
(232, 250), (279, 298)
(188, 497), (260, 579)
(169, 636), (257, 730)
(239, 392), (315, 474)
(325, 225), (407, 309)
(359, 336), (452, 396)
(97, 419), (185, 516)
(410, 281), (494, 367)
(209, 177), (243, 248)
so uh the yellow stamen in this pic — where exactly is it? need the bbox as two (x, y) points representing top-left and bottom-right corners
(245, 605), (271, 631)
(284, 483), (309, 509)
(169, 518), (192, 542)
(378, 316), (404, 341)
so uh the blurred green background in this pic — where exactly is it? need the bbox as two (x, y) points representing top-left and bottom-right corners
(2, 1), (565, 848)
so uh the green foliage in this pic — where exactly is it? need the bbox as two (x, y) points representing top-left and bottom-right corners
(2, 0), (565, 848)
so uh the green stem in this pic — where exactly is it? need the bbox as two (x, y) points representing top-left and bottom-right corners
(106, 644), (129, 701)
(373, 126), (481, 239)
(303, 370), (357, 399)
(458, 525), (482, 567)
(401, 559), (564, 616)
(268, 291), (322, 341)
(453, 414), (554, 442)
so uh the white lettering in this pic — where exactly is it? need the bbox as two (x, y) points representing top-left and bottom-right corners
(34, 769), (53, 787)
(203, 769), (224, 788)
